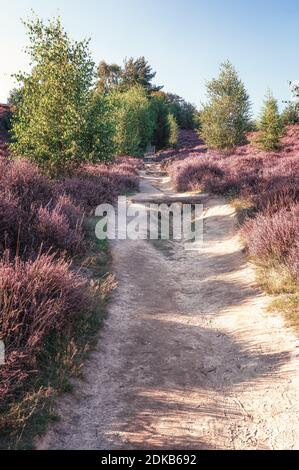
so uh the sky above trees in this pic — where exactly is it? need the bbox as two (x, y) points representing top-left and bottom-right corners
(1, 0), (299, 115)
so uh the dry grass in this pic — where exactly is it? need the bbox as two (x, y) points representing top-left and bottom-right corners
(255, 263), (297, 295)
(229, 196), (256, 226)
(269, 293), (299, 333)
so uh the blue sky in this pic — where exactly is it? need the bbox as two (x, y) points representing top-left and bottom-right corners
(0, 0), (298, 115)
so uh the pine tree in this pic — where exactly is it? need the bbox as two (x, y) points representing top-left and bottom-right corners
(200, 61), (251, 149)
(121, 56), (162, 92)
(96, 61), (122, 93)
(257, 92), (284, 151)
(96, 56), (163, 94)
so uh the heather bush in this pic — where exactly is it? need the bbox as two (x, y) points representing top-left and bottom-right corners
(0, 159), (54, 212)
(0, 149), (137, 432)
(256, 92), (284, 151)
(0, 253), (91, 401)
(169, 157), (223, 192)
(114, 155), (144, 169)
(0, 196), (84, 258)
(241, 205), (299, 264)
(103, 167), (138, 193)
(0, 133), (10, 159)
(0, 154), (141, 258)
(55, 194), (84, 229)
(79, 157), (140, 196)
(255, 183), (299, 214)
(58, 176), (116, 212)
(0, 159), (86, 256)
(0, 196), (26, 253)
(200, 61), (251, 150)
(35, 204), (85, 255)
(167, 126), (299, 201)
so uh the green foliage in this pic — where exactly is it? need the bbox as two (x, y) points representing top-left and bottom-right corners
(200, 61), (251, 150)
(121, 56), (162, 92)
(166, 93), (197, 129)
(281, 103), (299, 125)
(149, 93), (170, 150)
(96, 56), (162, 94)
(96, 61), (122, 94)
(193, 112), (202, 131)
(10, 15), (95, 175)
(109, 85), (154, 156)
(167, 113), (179, 148)
(9, 14), (196, 169)
(8, 87), (24, 107)
(82, 92), (115, 162)
(256, 92), (284, 151)
(246, 119), (258, 132)
(95, 57), (199, 153)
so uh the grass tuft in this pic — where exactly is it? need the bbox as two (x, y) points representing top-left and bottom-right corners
(269, 293), (299, 333)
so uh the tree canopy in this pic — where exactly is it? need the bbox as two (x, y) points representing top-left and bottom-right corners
(96, 56), (162, 93)
(10, 16), (105, 174)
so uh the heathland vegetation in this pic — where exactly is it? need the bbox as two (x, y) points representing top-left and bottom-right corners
(0, 12), (298, 449)
(162, 62), (298, 333)
(0, 15), (197, 448)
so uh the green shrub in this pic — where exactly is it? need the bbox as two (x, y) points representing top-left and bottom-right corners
(110, 85), (154, 156)
(167, 113), (179, 148)
(200, 61), (251, 150)
(82, 92), (115, 162)
(256, 92), (284, 151)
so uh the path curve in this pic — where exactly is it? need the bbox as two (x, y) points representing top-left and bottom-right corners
(38, 163), (299, 450)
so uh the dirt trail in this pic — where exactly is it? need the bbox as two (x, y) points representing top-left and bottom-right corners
(39, 163), (299, 450)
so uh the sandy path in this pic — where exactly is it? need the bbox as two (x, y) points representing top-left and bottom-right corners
(39, 163), (299, 450)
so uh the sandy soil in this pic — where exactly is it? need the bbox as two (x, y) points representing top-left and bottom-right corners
(38, 163), (299, 450)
